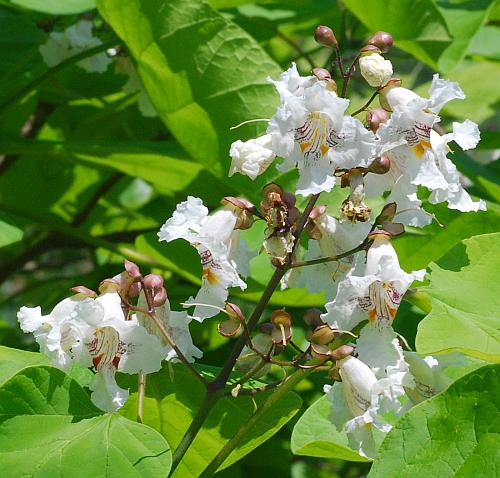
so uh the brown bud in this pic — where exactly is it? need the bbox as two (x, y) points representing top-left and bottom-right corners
(367, 155), (391, 174)
(330, 344), (355, 360)
(225, 303), (245, 322)
(311, 325), (337, 345)
(143, 273), (163, 290)
(312, 67), (331, 80)
(221, 196), (256, 230)
(368, 31), (393, 53)
(152, 287), (167, 307)
(366, 108), (389, 132)
(359, 44), (381, 54)
(260, 323), (275, 335)
(124, 260), (141, 280)
(98, 278), (120, 293)
(314, 25), (338, 48)
(70, 285), (97, 298)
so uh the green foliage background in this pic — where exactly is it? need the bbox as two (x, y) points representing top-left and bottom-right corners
(0, 0), (499, 476)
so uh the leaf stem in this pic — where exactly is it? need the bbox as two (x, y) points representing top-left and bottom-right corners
(351, 89), (379, 116)
(289, 240), (368, 269)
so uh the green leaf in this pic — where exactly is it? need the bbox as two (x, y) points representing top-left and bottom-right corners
(415, 232), (500, 361)
(0, 345), (49, 384)
(468, 25), (500, 60)
(343, 0), (494, 73)
(8, 0), (95, 14)
(291, 394), (369, 462)
(0, 217), (23, 248)
(342, 0), (452, 70)
(118, 363), (302, 477)
(97, 0), (281, 178)
(368, 364), (500, 478)
(394, 202), (500, 271)
(0, 362), (172, 477)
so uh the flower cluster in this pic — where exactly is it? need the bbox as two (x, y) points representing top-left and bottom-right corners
(19, 24), (485, 459)
(17, 264), (201, 412)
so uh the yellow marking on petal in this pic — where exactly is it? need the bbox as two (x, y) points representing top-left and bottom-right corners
(300, 142), (310, 153)
(320, 143), (329, 156)
(203, 267), (219, 285)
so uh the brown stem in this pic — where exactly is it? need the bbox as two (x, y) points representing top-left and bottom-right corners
(289, 240), (368, 269)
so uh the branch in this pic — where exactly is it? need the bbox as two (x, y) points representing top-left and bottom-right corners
(198, 369), (315, 477)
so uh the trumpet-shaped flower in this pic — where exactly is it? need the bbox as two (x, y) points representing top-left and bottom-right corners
(229, 64), (377, 196)
(324, 355), (397, 459)
(322, 231), (425, 331)
(158, 196), (250, 320)
(18, 291), (166, 412)
(368, 76), (485, 225)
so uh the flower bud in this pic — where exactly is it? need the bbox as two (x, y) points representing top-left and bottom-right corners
(221, 196), (255, 230)
(367, 155), (391, 174)
(143, 273), (164, 290)
(229, 135), (275, 180)
(152, 287), (167, 307)
(270, 309), (292, 346)
(311, 324), (337, 345)
(330, 344), (355, 360)
(70, 285), (97, 298)
(367, 31), (393, 53)
(314, 25), (338, 48)
(366, 108), (389, 132)
(225, 302), (245, 322)
(312, 67), (331, 80)
(124, 260), (141, 281)
(359, 46), (393, 88)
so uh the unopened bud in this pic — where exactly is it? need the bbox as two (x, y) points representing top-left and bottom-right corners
(330, 344), (355, 360)
(225, 303), (245, 322)
(144, 273), (164, 290)
(374, 202), (397, 225)
(312, 67), (331, 80)
(314, 25), (338, 48)
(367, 155), (391, 174)
(366, 108), (389, 132)
(152, 287), (167, 307)
(367, 31), (393, 53)
(311, 325), (337, 345)
(70, 285), (97, 298)
(124, 260), (141, 281)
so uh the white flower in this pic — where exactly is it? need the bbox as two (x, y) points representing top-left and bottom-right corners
(324, 356), (393, 459)
(158, 197), (248, 321)
(39, 20), (112, 73)
(371, 76), (485, 222)
(18, 291), (166, 412)
(282, 212), (371, 301)
(230, 64), (377, 196)
(267, 65), (376, 196)
(137, 294), (202, 363)
(229, 134), (276, 180)
(359, 51), (393, 87)
(403, 352), (466, 405)
(322, 231), (425, 331)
